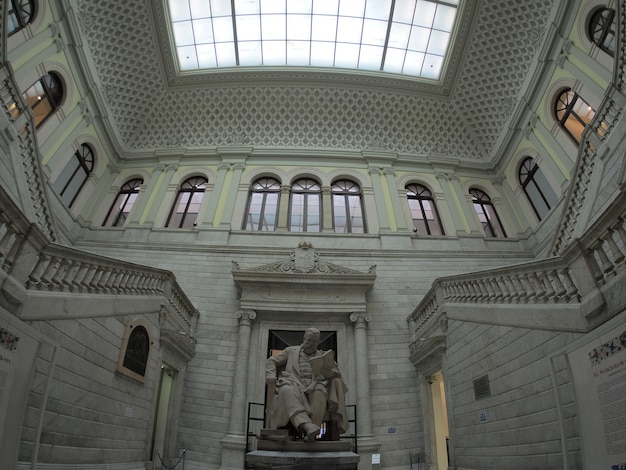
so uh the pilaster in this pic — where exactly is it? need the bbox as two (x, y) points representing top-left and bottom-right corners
(200, 162), (230, 228)
(349, 312), (380, 459)
(220, 309), (257, 470)
(368, 166), (391, 232)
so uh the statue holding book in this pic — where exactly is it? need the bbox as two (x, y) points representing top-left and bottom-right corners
(265, 327), (348, 441)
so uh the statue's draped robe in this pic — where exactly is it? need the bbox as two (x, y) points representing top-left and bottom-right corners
(266, 345), (348, 433)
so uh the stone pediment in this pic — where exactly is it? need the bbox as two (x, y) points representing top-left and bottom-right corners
(232, 242), (376, 314)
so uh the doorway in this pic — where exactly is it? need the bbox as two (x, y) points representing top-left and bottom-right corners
(151, 364), (176, 463)
(429, 371), (449, 470)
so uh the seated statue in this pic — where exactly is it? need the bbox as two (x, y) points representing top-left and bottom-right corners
(265, 327), (348, 441)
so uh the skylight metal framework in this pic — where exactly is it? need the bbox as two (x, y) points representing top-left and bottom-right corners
(168, 0), (460, 79)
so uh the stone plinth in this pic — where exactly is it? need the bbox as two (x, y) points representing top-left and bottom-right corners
(247, 429), (359, 470)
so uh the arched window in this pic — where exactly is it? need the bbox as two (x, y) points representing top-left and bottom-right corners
(52, 144), (95, 208)
(554, 89), (595, 144)
(289, 178), (321, 232)
(8, 0), (34, 36)
(117, 321), (152, 383)
(102, 178), (143, 227)
(406, 183), (444, 235)
(166, 176), (208, 228)
(244, 177), (280, 231)
(332, 179), (365, 233)
(518, 157), (558, 221)
(21, 72), (64, 128)
(122, 325), (150, 377)
(470, 188), (506, 238)
(588, 7), (616, 56)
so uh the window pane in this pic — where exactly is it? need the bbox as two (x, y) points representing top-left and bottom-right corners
(347, 194), (364, 233)
(526, 182), (550, 220)
(290, 193), (305, 232)
(307, 194), (320, 231)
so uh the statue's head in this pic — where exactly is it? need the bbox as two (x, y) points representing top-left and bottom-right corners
(302, 327), (320, 354)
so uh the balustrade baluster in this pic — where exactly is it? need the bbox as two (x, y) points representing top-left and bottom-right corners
(560, 268), (580, 301)
(490, 278), (503, 301)
(137, 275), (149, 293)
(501, 276), (515, 303)
(97, 269), (113, 291)
(40, 257), (61, 289)
(49, 259), (70, 291)
(539, 271), (556, 302)
(605, 228), (625, 266)
(614, 218), (626, 247)
(117, 271), (131, 294)
(511, 275), (526, 302)
(88, 267), (105, 292)
(519, 273), (535, 302)
(72, 262), (90, 292)
(0, 223), (16, 261)
(27, 254), (50, 288)
(81, 264), (97, 292)
(585, 247), (606, 283)
(595, 239), (615, 276)
(467, 282), (478, 302)
(550, 270), (567, 300)
(104, 268), (120, 293)
(528, 272), (546, 301)
(60, 260), (80, 291)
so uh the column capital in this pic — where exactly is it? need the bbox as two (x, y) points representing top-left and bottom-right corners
(233, 162), (246, 171)
(322, 185), (332, 195)
(382, 167), (396, 176)
(350, 312), (371, 326)
(280, 184), (291, 194)
(368, 166), (382, 175)
(236, 309), (257, 324)
(218, 162), (231, 171)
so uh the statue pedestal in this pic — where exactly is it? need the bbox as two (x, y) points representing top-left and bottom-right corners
(247, 429), (360, 470)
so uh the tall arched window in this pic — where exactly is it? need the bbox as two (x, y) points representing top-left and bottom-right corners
(518, 157), (558, 221)
(52, 144), (95, 208)
(102, 178), (143, 227)
(406, 183), (444, 235)
(8, 0), (34, 36)
(554, 89), (595, 144)
(20, 72), (64, 128)
(332, 179), (365, 233)
(588, 7), (616, 56)
(289, 178), (321, 232)
(122, 325), (150, 377)
(470, 188), (506, 238)
(244, 177), (280, 231)
(166, 176), (208, 228)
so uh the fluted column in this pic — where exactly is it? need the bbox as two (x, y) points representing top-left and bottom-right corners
(350, 312), (374, 439)
(227, 309), (257, 436)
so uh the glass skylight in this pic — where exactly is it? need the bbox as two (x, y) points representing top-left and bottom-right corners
(168, 0), (460, 79)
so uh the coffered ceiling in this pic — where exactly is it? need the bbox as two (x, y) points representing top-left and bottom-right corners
(71, 0), (560, 164)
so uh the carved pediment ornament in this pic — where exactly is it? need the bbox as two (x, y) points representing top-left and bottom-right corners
(233, 242), (376, 276)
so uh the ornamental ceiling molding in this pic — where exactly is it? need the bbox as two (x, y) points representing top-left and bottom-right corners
(232, 242), (376, 314)
(74, 0), (560, 162)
